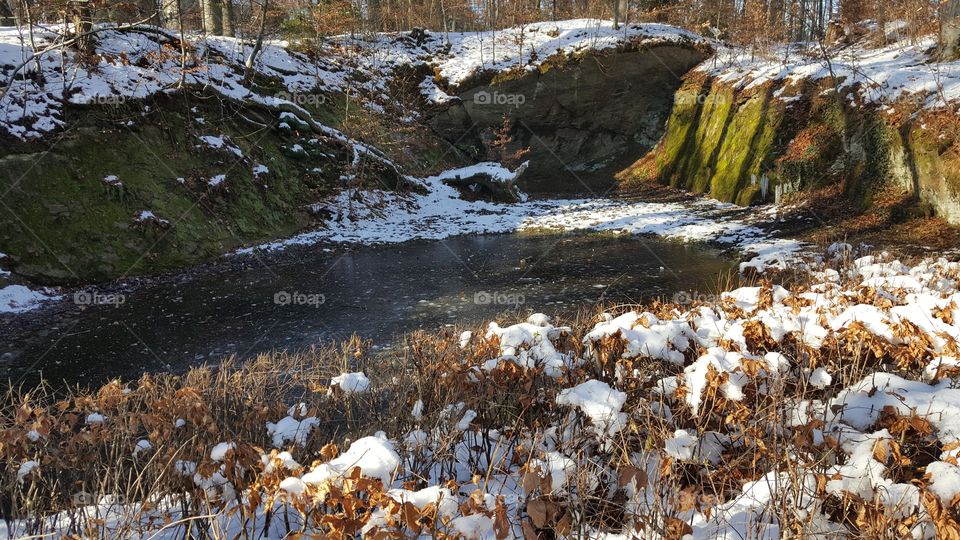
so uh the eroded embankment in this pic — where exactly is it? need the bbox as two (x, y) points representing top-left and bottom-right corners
(426, 42), (710, 191)
(618, 71), (960, 224)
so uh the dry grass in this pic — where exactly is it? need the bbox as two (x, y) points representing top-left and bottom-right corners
(3, 259), (960, 538)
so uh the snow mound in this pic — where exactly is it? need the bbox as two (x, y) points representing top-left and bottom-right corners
(301, 434), (400, 486)
(0, 285), (58, 314)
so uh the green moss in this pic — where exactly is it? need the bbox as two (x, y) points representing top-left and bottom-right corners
(844, 113), (893, 210)
(0, 93), (343, 284)
(684, 83), (736, 194)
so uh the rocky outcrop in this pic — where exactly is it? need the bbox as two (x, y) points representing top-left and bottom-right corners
(620, 73), (960, 224)
(427, 43), (710, 192)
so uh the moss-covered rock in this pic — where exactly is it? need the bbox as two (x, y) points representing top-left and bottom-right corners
(0, 89), (433, 284)
(619, 72), (960, 225)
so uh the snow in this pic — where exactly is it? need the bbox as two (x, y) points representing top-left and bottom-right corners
(664, 429), (698, 460)
(584, 311), (691, 365)
(278, 477), (307, 495)
(0, 25), (796, 276)
(449, 514), (495, 540)
(411, 399), (424, 419)
(924, 356), (960, 381)
(301, 435), (400, 486)
(925, 461), (960, 504)
(556, 379), (627, 437)
(386, 486), (458, 518)
(0, 284), (58, 314)
(133, 439), (153, 457)
(262, 451), (301, 473)
(133, 210), (170, 226)
(431, 19), (705, 89)
(808, 367), (832, 389)
(240, 170), (802, 274)
(528, 451), (577, 491)
(197, 135), (244, 157)
(430, 161), (527, 184)
(0, 25), (394, 139)
(85, 413), (106, 424)
(703, 33), (960, 110)
(683, 347), (748, 414)
(16, 460), (38, 482)
(329, 372), (371, 394)
(9, 254), (960, 538)
(210, 442), (235, 461)
(484, 319), (573, 377)
(266, 416), (320, 447)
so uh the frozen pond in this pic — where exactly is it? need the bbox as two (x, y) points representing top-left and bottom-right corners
(0, 232), (735, 385)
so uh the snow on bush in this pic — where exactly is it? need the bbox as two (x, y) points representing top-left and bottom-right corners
(329, 371), (371, 394)
(8, 249), (960, 538)
(556, 379), (627, 437)
(266, 416), (320, 447)
(300, 434), (400, 486)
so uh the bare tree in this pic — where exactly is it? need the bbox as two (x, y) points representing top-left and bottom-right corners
(612, 0), (627, 28)
(244, 0), (270, 82)
(202, 0), (222, 34)
(69, 0), (94, 53)
(942, 0), (960, 59)
(222, 0), (235, 36)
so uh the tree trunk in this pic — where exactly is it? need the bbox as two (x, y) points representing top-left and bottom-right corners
(160, 0), (179, 28)
(71, 0), (94, 54)
(942, 0), (960, 59)
(873, 0), (886, 44)
(202, 0), (222, 35)
(244, 0), (270, 82)
(221, 0), (234, 36)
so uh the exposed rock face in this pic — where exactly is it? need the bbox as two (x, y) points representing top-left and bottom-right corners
(619, 74), (960, 225)
(427, 44), (709, 192)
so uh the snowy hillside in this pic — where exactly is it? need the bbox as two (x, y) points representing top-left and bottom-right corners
(702, 32), (960, 109)
(0, 20), (704, 139)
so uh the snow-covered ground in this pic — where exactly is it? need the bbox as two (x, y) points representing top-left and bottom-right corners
(240, 162), (802, 273)
(0, 20), (702, 139)
(701, 30), (960, 109)
(0, 284), (59, 313)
